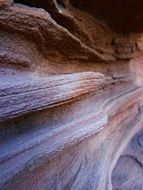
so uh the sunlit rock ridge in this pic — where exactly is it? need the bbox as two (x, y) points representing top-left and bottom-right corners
(0, 0), (143, 189)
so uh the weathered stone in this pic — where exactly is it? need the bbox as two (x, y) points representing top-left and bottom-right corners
(0, 1), (143, 190)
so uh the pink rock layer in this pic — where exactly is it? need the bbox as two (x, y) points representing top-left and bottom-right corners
(1, 1), (143, 190)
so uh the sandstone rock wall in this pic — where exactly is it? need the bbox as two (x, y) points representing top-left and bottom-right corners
(0, 1), (143, 190)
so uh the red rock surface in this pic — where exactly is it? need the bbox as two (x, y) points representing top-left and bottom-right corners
(0, 0), (143, 190)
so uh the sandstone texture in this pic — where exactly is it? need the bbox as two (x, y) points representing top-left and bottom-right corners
(0, 0), (143, 190)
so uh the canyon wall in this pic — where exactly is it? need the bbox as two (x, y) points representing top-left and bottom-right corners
(0, 0), (143, 189)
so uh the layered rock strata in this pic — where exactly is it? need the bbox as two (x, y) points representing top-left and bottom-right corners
(0, 1), (143, 190)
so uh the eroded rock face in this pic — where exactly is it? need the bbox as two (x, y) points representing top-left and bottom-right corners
(70, 0), (143, 33)
(0, 0), (143, 190)
(112, 128), (143, 190)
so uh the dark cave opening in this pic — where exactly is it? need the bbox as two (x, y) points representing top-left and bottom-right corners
(14, 0), (66, 10)
(14, 0), (48, 10)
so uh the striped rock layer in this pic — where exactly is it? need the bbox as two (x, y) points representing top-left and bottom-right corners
(1, 1), (143, 190)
